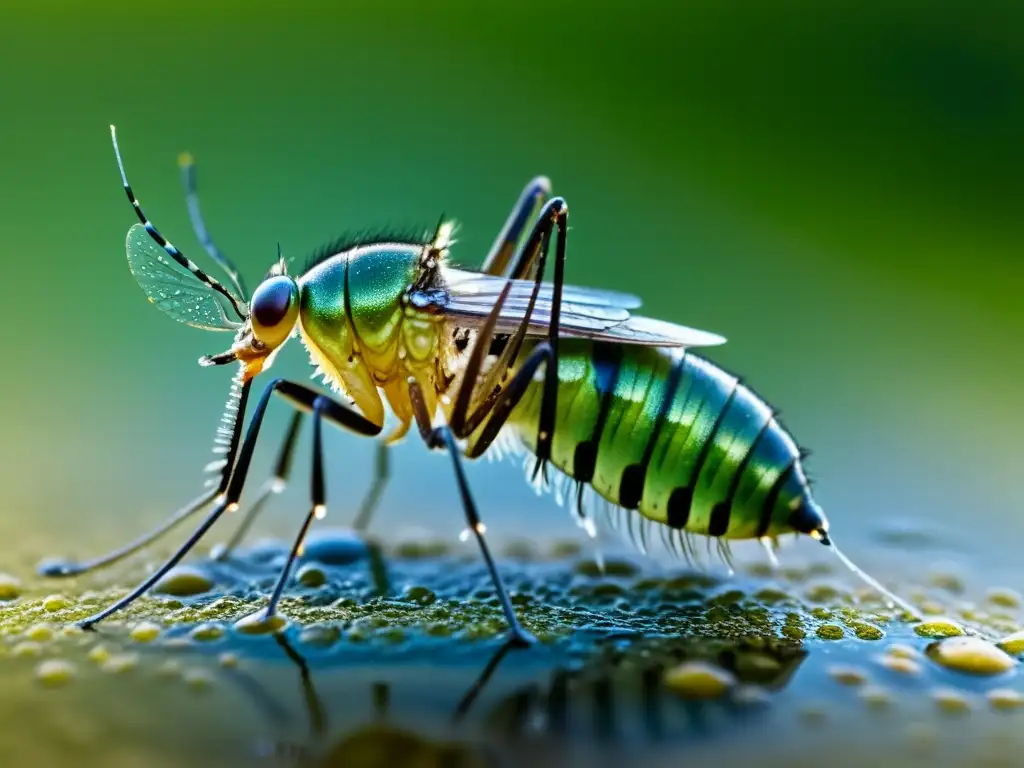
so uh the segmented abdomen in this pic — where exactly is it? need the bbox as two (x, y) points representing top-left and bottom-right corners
(505, 339), (812, 540)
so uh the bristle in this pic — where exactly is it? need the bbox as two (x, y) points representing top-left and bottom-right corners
(759, 537), (780, 570)
(827, 540), (921, 620)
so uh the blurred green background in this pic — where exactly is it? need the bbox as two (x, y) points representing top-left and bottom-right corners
(1, 1), (1022, 575)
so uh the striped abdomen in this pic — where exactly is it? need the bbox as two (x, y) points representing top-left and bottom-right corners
(504, 339), (827, 541)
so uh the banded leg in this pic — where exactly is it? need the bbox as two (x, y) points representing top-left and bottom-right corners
(78, 379), (380, 630)
(178, 151), (249, 300)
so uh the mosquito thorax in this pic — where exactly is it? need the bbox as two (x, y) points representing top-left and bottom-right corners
(296, 242), (449, 434)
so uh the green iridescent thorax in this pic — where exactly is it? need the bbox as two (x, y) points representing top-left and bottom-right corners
(296, 244), (447, 435)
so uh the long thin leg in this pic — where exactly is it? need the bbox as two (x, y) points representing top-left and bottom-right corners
(213, 410), (304, 561)
(408, 383), (534, 647)
(452, 199), (568, 459)
(351, 442), (391, 533)
(400, 201), (569, 646)
(260, 396), (330, 620)
(481, 176), (551, 277)
(37, 491), (217, 578)
(79, 379), (380, 630)
(178, 151), (249, 300)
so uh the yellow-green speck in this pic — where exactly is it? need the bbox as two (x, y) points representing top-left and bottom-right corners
(298, 624), (341, 647)
(182, 669), (214, 691)
(987, 688), (1024, 711)
(12, 641), (42, 658)
(986, 588), (1022, 609)
(23, 623), (53, 643)
(877, 654), (922, 676)
(850, 623), (885, 641)
(926, 636), (1017, 676)
(35, 659), (76, 688)
(887, 643), (922, 660)
(129, 621), (162, 643)
(296, 564), (327, 588)
(932, 687), (973, 714)
(218, 652), (239, 668)
(101, 653), (139, 675)
(928, 570), (965, 594)
(153, 566), (214, 597)
(190, 622), (225, 642)
(914, 617), (965, 638)
(0, 573), (21, 601)
(87, 645), (110, 664)
(816, 624), (845, 640)
(997, 630), (1024, 656)
(233, 610), (288, 635)
(858, 685), (892, 709)
(42, 595), (70, 612)
(663, 661), (736, 700)
(827, 664), (868, 686)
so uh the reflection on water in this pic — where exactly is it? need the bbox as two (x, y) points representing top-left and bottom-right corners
(213, 629), (809, 767)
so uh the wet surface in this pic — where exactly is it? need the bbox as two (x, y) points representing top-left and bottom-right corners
(1, 526), (1024, 767)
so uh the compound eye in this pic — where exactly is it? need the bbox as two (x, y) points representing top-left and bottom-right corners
(250, 276), (298, 347)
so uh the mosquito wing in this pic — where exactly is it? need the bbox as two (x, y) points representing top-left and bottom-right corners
(125, 223), (244, 332)
(432, 267), (727, 348)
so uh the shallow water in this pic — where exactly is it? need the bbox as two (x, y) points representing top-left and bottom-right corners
(3, 523), (1024, 768)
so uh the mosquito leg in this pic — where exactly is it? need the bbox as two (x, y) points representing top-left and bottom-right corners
(481, 176), (551, 277)
(178, 152), (248, 300)
(259, 397), (330, 621)
(452, 199), (568, 470)
(37, 491), (217, 578)
(351, 441), (390, 534)
(249, 389), (385, 625)
(78, 379), (380, 630)
(214, 411), (304, 561)
(407, 384), (535, 648)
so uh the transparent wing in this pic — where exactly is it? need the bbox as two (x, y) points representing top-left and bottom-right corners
(125, 223), (243, 332)
(434, 267), (727, 348)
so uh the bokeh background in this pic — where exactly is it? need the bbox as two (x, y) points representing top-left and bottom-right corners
(1, 1), (1022, 582)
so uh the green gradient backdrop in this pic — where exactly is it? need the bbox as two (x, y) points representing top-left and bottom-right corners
(1, 2), (1022, 573)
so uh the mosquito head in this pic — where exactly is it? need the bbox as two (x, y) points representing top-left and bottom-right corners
(199, 266), (299, 379)
(250, 274), (300, 349)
